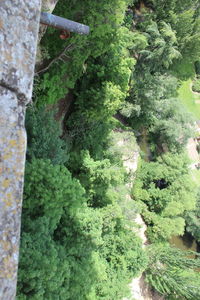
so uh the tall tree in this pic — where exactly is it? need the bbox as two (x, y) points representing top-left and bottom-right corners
(146, 244), (200, 300)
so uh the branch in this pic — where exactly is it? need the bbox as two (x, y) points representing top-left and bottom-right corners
(35, 43), (75, 75)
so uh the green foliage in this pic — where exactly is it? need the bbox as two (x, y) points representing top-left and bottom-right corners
(22, 159), (85, 232)
(126, 73), (177, 124)
(18, 159), (146, 299)
(124, 70), (193, 152)
(186, 188), (200, 242)
(25, 108), (69, 164)
(17, 219), (71, 300)
(126, 66), (194, 154)
(69, 26), (135, 125)
(124, 0), (199, 145)
(172, 60), (195, 80)
(133, 153), (196, 241)
(150, 0), (200, 64)
(145, 243), (200, 300)
(17, 159), (86, 299)
(35, 0), (131, 106)
(93, 205), (147, 300)
(67, 117), (115, 161)
(180, 18), (200, 63)
(65, 24), (137, 174)
(139, 21), (181, 71)
(195, 61), (200, 75)
(78, 150), (126, 207)
(149, 98), (194, 152)
(173, 9), (194, 44)
(18, 1), (200, 299)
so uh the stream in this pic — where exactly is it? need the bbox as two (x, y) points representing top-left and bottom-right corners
(138, 128), (151, 162)
(170, 233), (198, 258)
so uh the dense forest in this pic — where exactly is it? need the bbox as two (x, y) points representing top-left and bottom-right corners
(17, 0), (200, 299)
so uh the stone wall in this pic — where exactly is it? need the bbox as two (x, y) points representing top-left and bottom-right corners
(0, 1), (41, 299)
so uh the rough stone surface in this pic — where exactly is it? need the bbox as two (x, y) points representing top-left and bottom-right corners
(42, 0), (59, 13)
(0, 88), (26, 300)
(0, 0), (41, 102)
(0, 1), (41, 299)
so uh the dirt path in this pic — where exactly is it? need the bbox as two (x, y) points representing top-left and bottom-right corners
(123, 211), (164, 300)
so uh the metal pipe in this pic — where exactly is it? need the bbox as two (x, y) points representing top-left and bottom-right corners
(40, 12), (90, 35)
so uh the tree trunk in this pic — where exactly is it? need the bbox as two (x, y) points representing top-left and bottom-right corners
(0, 1), (41, 299)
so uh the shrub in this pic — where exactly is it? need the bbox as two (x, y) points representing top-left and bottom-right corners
(17, 159), (146, 300)
(25, 108), (69, 165)
(192, 78), (200, 92)
(132, 153), (197, 241)
(145, 244), (200, 300)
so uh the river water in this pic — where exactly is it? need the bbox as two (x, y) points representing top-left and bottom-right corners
(169, 233), (198, 258)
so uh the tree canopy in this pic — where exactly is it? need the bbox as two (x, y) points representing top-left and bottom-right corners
(17, 0), (200, 299)
(133, 152), (197, 241)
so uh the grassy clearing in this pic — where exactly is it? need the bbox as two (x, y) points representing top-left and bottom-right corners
(176, 60), (200, 119)
(178, 79), (200, 120)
